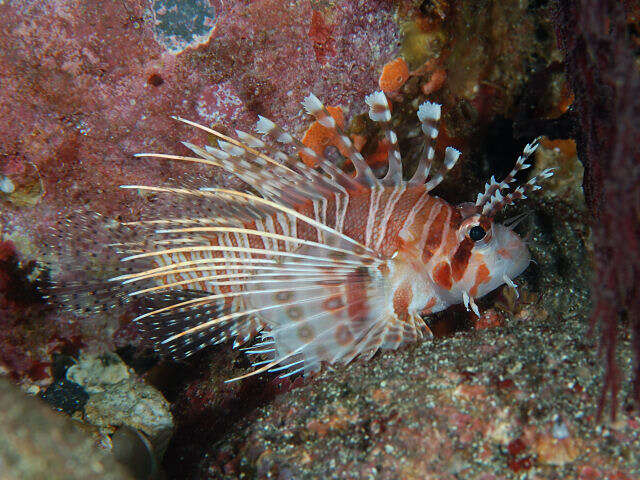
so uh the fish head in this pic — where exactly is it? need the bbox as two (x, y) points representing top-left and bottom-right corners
(443, 212), (530, 301)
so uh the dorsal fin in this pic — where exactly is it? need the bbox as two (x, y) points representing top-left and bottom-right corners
(302, 93), (380, 187)
(411, 101), (461, 191)
(409, 101), (440, 184)
(474, 137), (540, 213)
(254, 114), (363, 193)
(364, 91), (403, 186)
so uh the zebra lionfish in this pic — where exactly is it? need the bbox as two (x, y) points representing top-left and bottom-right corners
(113, 90), (553, 382)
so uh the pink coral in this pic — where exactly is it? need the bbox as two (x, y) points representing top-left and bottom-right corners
(195, 81), (248, 125)
(0, 0), (400, 387)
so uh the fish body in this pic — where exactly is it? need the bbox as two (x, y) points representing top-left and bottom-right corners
(117, 90), (553, 380)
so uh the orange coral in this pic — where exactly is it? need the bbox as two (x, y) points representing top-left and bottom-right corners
(556, 81), (575, 115)
(378, 57), (410, 92)
(541, 138), (577, 158)
(365, 137), (392, 169)
(410, 58), (447, 96)
(300, 106), (348, 167)
(421, 68), (447, 95)
(350, 134), (367, 152)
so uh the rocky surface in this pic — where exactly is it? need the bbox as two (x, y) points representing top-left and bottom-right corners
(67, 352), (174, 458)
(205, 315), (639, 479)
(0, 377), (133, 480)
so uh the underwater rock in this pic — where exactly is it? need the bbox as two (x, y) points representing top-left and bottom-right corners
(0, 377), (133, 480)
(40, 378), (89, 415)
(200, 316), (639, 479)
(67, 352), (173, 459)
(149, 0), (218, 54)
(66, 351), (130, 393)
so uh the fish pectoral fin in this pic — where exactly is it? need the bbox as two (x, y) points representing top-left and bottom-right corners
(462, 291), (481, 318)
(502, 274), (519, 299)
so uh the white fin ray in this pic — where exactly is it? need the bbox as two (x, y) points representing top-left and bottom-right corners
(112, 257), (353, 284)
(410, 101), (440, 185)
(242, 244), (392, 377)
(119, 185), (381, 260)
(174, 116), (342, 206)
(302, 93), (379, 187)
(482, 166), (554, 216)
(253, 112), (364, 193)
(424, 146), (461, 191)
(475, 137), (541, 213)
(135, 290), (264, 359)
(364, 91), (403, 186)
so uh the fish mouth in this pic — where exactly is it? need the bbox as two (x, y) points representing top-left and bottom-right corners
(494, 224), (531, 277)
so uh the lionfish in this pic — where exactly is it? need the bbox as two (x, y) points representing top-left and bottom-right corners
(107, 90), (553, 382)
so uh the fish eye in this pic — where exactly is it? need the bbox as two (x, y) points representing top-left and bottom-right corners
(469, 225), (486, 241)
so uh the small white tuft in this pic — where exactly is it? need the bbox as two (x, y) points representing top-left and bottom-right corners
(353, 152), (366, 163)
(469, 297), (480, 318)
(317, 115), (335, 128)
(364, 91), (387, 106)
(426, 145), (435, 160)
(256, 115), (277, 135)
(183, 141), (215, 159)
(523, 140), (540, 155)
(503, 275), (519, 298)
(203, 145), (231, 160)
(540, 168), (555, 179)
(0, 175), (15, 194)
(364, 91), (391, 122)
(218, 140), (245, 157)
(444, 147), (460, 170)
(302, 93), (323, 115)
(236, 130), (265, 148)
(417, 101), (441, 122)
(274, 151), (289, 162)
(276, 132), (294, 143)
(423, 125), (439, 139)
(302, 147), (318, 158)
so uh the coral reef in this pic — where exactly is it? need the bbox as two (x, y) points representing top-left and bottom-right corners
(0, 0), (637, 477)
(553, 0), (640, 417)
